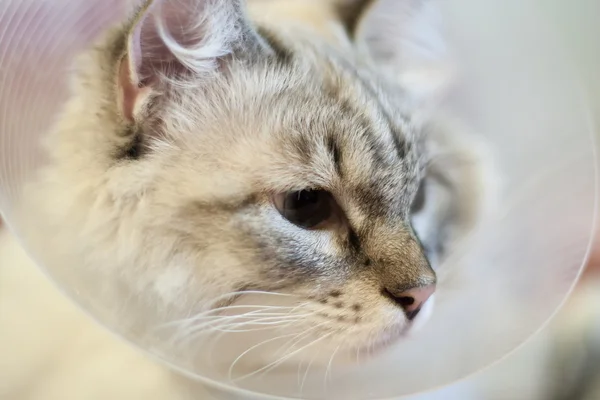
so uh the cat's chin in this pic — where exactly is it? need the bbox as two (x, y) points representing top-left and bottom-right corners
(353, 294), (436, 361)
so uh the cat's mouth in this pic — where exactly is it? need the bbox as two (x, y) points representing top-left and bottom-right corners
(356, 294), (436, 359)
(347, 323), (417, 362)
(362, 326), (411, 358)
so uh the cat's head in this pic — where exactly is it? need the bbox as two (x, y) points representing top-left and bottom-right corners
(33, 0), (486, 374)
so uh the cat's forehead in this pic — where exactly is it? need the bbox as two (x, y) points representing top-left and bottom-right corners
(159, 43), (423, 218)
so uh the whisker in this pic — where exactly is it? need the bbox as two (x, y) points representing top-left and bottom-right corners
(210, 315), (312, 333)
(253, 320), (331, 382)
(156, 296), (309, 340)
(164, 310), (288, 348)
(297, 353), (306, 389)
(218, 314), (310, 327)
(300, 351), (318, 397)
(227, 333), (299, 381)
(206, 290), (298, 307)
(183, 305), (296, 322)
(288, 301), (311, 313)
(171, 313), (297, 348)
(158, 306), (296, 334)
(205, 305), (311, 366)
(194, 313), (309, 331)
(324, 343), (343, 390)
(185, 308), (314, 338)
(234, 333), (333, 382)
(211, 324), (299, 334)
(163, 299), (312, 370)
(270, 320), (328, 361)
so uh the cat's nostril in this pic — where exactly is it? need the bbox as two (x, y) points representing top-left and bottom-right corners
(383, 284), (435, 320)
(397, 296), (415, 307)
(405, 305), (423, 321)
(383, 289), (415, 310)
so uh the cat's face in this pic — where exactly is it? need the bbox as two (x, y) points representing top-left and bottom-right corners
(33, 0), (484, 374)
(128, 54), (435, 358)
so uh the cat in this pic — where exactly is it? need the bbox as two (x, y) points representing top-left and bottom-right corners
(1, 0), (492, 398)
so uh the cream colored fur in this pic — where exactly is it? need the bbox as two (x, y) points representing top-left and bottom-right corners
(1, 0), (496, 398)
(0, 227), (206, 400)
(3, 222), (600, 400)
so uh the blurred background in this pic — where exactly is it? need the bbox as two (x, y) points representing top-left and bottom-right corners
(0, 0), (599, 399)
(413, 1), (600, 398)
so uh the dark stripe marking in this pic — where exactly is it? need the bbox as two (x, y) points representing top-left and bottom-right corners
(327, 136), (343, 178)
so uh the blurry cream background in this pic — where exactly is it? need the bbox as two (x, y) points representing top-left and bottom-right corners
(0, 0), (599, 399)
(414, 1), (600, 399)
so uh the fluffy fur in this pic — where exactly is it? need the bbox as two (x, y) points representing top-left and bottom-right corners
(3, 0), (492, 395)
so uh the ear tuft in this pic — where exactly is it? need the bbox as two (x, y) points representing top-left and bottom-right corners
(116, 0), (262, 122)
(117, 54), (154, 122)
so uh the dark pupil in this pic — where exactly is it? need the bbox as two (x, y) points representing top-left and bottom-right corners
(282, 190), (331, 229)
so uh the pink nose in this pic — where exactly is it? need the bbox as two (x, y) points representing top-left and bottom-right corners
(383, 284), (436, 320)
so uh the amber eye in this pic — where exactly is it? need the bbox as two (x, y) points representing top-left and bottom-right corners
(273, 189), (333, 229)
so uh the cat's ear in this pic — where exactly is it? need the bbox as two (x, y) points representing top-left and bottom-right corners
(354, 0), (454, 106)
(117, 0), (265, 122)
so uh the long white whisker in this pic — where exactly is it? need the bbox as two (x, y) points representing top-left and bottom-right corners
(160, 297), (310, 339)
(170, 301), (311, 369)
(196, 313), (310, 332)
(300, 350), (318, 397)
(205, 317), (286, 365)
(205, 304), (296, 319)
(205, 307), (310, 367)
(227, 333), (298, 381)
(211, 323), (301, 334)
(169, 312), (300, 332)
(210, 315), (311, 333)
(324, 343), (343, 391)
(161, 291), (299, 329)
(166, 311), (284, 348)
(289, 301), (311, 313)
(221, 290), (296, 299)
(218, 316), (308, 327)
(297, 354), (305, 389)
(187, 307), (314, 337)
(236, 333), (333, 382)
(212, 302), (309, 336)
(253, 320), (333, 382)
(270, 320), (328, 361)
(165, 307), (297, 341)
(206, 290), (298, 307)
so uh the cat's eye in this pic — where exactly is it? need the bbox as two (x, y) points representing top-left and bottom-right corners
(411, 180), (426, 214)
(273, 189), (333, 229)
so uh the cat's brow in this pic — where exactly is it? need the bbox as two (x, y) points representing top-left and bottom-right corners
(352, 74), (408, 162)
(189, 194), (257, 214)
(323, 60), (408, 166)
(322, 78), (396, 172)
(327, 136), (343, 178)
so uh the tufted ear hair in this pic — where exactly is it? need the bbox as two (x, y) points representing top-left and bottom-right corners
(117, 0), (267, 122)
(354, 0), (454, 106)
